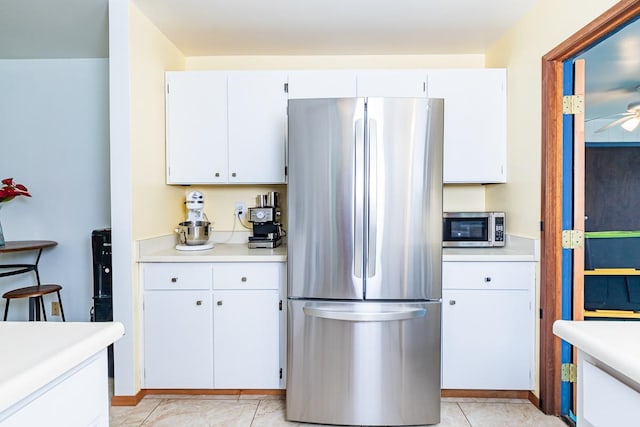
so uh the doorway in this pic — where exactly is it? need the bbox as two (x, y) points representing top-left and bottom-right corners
(540, 0), (640, 416)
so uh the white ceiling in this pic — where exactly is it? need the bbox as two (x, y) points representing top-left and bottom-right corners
(2, 0), (639, 127)
(130, 0), (538, 56)
(0, 0), (539, 59)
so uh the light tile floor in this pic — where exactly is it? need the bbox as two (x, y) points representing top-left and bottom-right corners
(109, 394), (567, 427)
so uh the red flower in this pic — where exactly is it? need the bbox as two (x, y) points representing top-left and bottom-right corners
(0, 178), (31, 203)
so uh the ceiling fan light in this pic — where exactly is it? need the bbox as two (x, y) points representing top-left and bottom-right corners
(621, 117), (640, 132)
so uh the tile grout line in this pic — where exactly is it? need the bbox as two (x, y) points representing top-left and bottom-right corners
(138, 397), (164, 427)
(456, 402), (474, 427)
(248, 398), (262, 427)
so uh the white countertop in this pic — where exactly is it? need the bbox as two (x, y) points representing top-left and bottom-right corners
(137, 233), (287, 263)
(443, 235), (539, 262)
(0, 321), (124, 413)
(138, 233), (536, 263)
(553, 320), (640, 386)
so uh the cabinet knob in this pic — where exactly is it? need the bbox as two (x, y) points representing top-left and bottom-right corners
(449, 300), (456, 305)
(241, 276), (247, 282)
(171, 277), (178, 283)
(217, 300), (223, 306)
(484, 277), (492, 283)
(232, 172), (237, 178)
(215, 172), (220, 177)
(196, 300), (202, 306)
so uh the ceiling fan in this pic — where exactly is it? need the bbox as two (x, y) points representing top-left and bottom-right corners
(593, 100), (640, 133)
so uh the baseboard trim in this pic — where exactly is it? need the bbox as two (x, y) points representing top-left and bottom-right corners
(111, 389), (146, 406)
(114, 388), (535, 407)
(111, 389), (286, 406)
(441, 389), (531, 400)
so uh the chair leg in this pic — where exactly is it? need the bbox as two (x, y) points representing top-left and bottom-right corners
(56, 291), (66, 322)
(40, 296), (47, 321)
(3, 299), (9, 321)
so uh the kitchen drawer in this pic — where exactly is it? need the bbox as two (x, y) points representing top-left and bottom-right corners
(213, 263), (281, 290)
(442, 261), (534, 290)
(142, 263), (213, 290)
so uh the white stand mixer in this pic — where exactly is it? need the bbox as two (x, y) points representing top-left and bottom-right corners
(175, 191), (214, 251)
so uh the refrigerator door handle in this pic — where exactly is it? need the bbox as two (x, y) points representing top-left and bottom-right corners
(303, 305), (426, 322)
(367, 118), (378, 278)
(354, 118), (364, 279)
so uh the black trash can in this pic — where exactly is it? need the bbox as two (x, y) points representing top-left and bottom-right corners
(91, 228), (114, 377)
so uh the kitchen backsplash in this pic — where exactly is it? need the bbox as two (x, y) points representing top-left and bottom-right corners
(182, 185), (287, 232)
(181, 183), (482, 233)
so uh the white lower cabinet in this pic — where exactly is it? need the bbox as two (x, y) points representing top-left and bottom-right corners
(442, 261), (535, 390)
(143, 290), (214, 389)
(213, 290), (280, 388)
(141, 262), (285, 390)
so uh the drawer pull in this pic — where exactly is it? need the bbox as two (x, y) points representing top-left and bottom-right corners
(449, 300), (456, 305)
(484, 277), (492, 283)
(241, 276), (247, 282)
(232, 172), (237, 177)
(171, 277), (178, 283)
(196, 300), (202, 306)
(217, 300), (223, 306)
(215, 172), (220, 177)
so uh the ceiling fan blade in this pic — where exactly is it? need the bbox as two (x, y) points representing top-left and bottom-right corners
(621, 118), (640, 132)
(595, 115), (637, 133)
(585, 112), (631, 122)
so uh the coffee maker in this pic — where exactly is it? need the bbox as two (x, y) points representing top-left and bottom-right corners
(248, 192), (283, 249)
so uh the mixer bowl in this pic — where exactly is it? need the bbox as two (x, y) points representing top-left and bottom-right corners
(176, 220), (211, 245)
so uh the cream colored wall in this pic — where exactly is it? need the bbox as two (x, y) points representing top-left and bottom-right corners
(485, 0), (620, 238)
(130, 4), (186, 240)
(186, 54), (485, 70)
(443, 185), (486, 212)
(126, 2), (186, 393)
(484, 0), (620, 398)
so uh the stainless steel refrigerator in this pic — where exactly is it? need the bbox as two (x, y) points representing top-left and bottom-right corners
(286, 97), (444, 426)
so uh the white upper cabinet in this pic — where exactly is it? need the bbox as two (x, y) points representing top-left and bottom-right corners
(166, 68), (507, 185)
(356, 70), (428, 98)
(166, 72), (228, 184)
(227, 71), (288, 184)
(287, 70), (357, 99)
(428, 69), (507, 183)
(165, 71), (288, 185)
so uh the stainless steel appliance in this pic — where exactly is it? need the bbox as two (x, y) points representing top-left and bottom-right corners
(287, 97), (443, 426)
(248, 192), (283, 249)
(442, 211), (505, 247)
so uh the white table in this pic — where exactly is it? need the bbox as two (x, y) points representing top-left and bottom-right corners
(0, 321), (124, 426)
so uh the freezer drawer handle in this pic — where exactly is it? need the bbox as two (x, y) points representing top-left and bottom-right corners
(303, 306), (426, 322)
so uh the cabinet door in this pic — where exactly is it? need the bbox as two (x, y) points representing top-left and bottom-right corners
(227, 71), (288, 184)
(287, 70), (357, 99)
(428, 69), (507, 183)
(213, 290), (280, 388)
(143, 291), (213, 388)
(442, 289), (532, 390)
(165, 72), (228, 184)
(356, 70), (427, 97)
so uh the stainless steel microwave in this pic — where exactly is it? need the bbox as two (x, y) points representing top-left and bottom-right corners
(442, 212), (505, 247)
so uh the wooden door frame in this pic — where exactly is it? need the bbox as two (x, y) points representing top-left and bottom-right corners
(540, 0), (640, 415)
